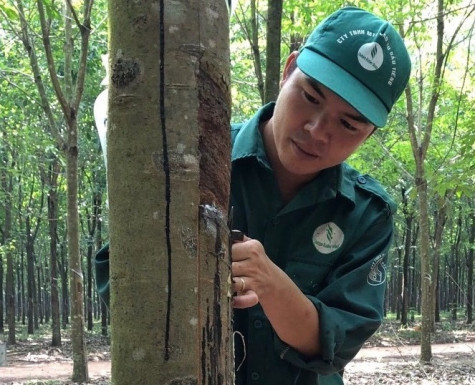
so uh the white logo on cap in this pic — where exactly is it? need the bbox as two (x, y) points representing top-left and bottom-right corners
(312, 223), (344, 254)
(357, 42), (384, 71)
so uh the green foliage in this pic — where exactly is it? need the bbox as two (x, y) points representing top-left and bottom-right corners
(0, 0), (18, 20)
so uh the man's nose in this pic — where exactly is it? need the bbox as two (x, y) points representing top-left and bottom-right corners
(304, 112), (331, 142)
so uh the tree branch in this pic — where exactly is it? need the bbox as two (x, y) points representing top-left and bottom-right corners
(36, 0), (69, 119)
(16, 0), (66, 150)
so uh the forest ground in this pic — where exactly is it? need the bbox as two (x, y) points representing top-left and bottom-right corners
(1, 318), (474, 385)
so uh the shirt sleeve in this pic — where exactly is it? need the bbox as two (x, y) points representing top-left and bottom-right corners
(273, 206), (393, 375)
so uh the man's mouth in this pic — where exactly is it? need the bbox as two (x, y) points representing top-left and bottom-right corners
(292, 140), (321, 159)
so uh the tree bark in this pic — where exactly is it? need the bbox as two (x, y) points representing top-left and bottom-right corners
(60, 243), (69, 329)
(467, 200), (474, 324)
(66, 117), (89, 382)
(1, 144), (16, 344)
(47, 158), (62, 346)
(85, 189), (100, 332)
(25, 183), (43, 334)
(108, 1), (232, 384)
(400, 187), (413, 327)
(264, 0), (283, 103)
(430, 193), (449, 329)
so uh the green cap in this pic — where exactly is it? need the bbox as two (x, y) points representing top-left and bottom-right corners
(296, 7), (411, 127)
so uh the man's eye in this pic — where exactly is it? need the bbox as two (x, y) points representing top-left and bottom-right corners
(341, 120), (357, 132)
(303, 91), (319, 104)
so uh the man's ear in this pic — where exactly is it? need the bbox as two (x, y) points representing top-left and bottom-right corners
(369, 127), (377, 137)
(281, 51), (299, 86)
(364, 127), (378, 142)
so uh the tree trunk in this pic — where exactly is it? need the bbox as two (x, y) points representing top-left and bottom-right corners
(416, 176), (432, 362)
(60, 243), (69, 329)
(86, 189), (101, 331)
(400, 187), (413, 326)
(1, 146), (16, 344)
(108, 1), (232, 384)
(36, 262), (42, 326)
(45, 158), (62, 346)
(451, 208), (463, 321)
(66, 116), (89, 382)
(6, 246), (16, 345)
(467, 200), (474, 324)
(264, 0), (283, 103)
(251, 0), (264, 103)
(430, 193), (449, 330)
(26, 214), (36, 335)
(20, 248), (26, 325)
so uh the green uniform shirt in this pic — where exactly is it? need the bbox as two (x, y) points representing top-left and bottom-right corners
(231, 103), (396, 385)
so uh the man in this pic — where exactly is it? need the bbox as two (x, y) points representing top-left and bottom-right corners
(229, 6), (410, 385)
(95, 6), (411, 385)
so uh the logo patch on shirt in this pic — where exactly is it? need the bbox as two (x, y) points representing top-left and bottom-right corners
(367, 254), (387, 286)
(312, 223), (344, 254)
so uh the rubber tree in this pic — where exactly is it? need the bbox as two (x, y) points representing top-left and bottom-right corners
(401, 0), (475, 362)
(15, 0), (94, 380)
(264, 0), (283, 103)
(108, 1), (233, 384)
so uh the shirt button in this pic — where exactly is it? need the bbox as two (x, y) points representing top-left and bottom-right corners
(253, 320), (263, 329)
(251, 372), (260, 381)
(357, 176), (367, 184)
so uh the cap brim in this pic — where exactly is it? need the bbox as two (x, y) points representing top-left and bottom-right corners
(297, 49), (388, 127)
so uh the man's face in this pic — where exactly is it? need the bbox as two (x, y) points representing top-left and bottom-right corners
(267, 54), (375, 183)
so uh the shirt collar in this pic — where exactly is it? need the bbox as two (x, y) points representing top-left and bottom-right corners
(231, 103), (275, 167)
(298, 165), (354, 205)
(231, 103), (356, 207)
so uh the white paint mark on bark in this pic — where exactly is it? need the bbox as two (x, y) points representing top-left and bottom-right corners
(201, 204), (225, 238)
(183, 154), (198, 167)
(132, 348), (146, 361)
(206, 7), (219, 19)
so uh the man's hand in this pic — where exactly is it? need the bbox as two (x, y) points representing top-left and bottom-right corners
(232, 234), (260, 308)
(231, 234), (279, 308)
(231, 232), (321, 356)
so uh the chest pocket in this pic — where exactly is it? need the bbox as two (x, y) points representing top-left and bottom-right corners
(284, 259), (333, 295)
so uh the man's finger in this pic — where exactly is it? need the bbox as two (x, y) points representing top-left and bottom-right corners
(233, 290), (259, 309)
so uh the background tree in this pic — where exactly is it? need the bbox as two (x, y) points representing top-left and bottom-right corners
(0, 135), (16, 345)
(6, 0), (101, 380)
(40, 155), (62, 346)
(467, 200), (474, 324)
(264, 0), (283, 102)
(400, 0), (474, 362)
